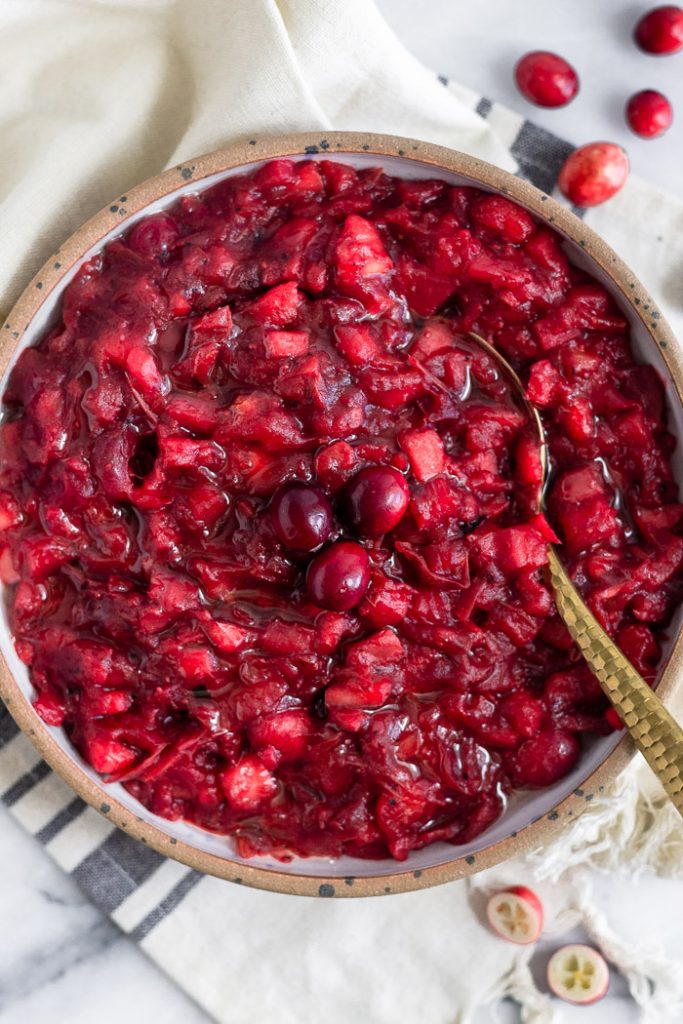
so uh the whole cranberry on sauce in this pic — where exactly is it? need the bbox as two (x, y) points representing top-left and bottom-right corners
(341, 465), (410, 537)
(626, 89), (673, 138)
(306, 541), (370, 610)
(634, 5), (683, 54)
(127, 213), (180, 257)
(505, 730), (581, 787)
(270, 482), (333, 551)
(514, 51), (579, 108)
(558, 143), (629, 207)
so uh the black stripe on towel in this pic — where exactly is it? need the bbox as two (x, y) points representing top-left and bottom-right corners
(130, 871), (203, 943)
(0, 706), (20, 747)
(72, 828), (167, 915)
(510, 120), (575, 196)
(36, 796), (87, 845)
(476, 97), (492, 118)
(2, 758), (51, 805)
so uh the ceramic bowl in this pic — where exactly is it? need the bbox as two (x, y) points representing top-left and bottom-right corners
(1, 131), (682, 898)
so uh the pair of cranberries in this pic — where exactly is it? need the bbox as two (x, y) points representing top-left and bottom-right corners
(271, 466), (409, 610)
(515, 48), (673, 141)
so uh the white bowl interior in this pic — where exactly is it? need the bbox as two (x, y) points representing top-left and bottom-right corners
(2, 151), (682, 879)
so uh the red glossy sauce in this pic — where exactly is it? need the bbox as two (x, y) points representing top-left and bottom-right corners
(1, 160), (681, 861)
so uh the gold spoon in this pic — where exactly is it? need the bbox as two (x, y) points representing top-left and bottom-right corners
(465, 330), (683, 816)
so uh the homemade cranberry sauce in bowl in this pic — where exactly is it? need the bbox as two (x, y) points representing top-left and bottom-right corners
(1, 135), (682, 895)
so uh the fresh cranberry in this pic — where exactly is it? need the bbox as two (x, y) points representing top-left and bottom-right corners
(270, 482), (333, 551)
(514, 51), (579, 108)
(634, 5), (683, 54)
(558, 143), (629, 207)
(626, 89), (673, 138)
(341, 465), (410, 537)
(306, 541), (370, 610)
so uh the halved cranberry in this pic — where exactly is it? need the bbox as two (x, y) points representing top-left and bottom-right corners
(306, 541), (370, 610)
(340, 465), (410, 537)
(626, 89), (673, 138)
(634, 5), (683, 54)
(270, 482), (333, 551)
(487, 886), (544, 944)
(558, 143), (629, 207)
(514, 51), (579, 108)
(547, 944), (610, 1005)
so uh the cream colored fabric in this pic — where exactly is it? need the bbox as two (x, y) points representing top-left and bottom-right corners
(0, 0), (513, 312)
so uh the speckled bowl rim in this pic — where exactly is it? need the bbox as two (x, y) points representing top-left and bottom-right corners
(1, 131), (681, 898)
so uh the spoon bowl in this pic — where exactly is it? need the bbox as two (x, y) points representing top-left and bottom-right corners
(464, 330), (683, 816)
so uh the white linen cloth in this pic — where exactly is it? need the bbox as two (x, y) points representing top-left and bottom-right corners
(1, 2), (682, 1022)
(0, 0), (514, 310)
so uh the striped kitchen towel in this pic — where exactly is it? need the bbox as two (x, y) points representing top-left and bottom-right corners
(2, 2), (683, 1023)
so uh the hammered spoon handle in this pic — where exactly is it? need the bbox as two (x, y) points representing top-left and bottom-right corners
(461, 328), (683, 815)
(547, 547), (683, 816)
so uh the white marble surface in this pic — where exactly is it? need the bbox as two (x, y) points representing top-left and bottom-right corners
(2, 797), (682, 1024)
(2, 3), (683, 1023)
(0, 806), (208, 1024)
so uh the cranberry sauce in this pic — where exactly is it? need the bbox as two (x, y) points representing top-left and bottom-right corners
(1, 160), (681, 861)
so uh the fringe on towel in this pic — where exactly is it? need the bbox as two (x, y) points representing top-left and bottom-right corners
(488, 959), (557, 1024)
(572, 880), (683, 1024)
(474, 875), (683, 1024)
(471, 761), (683, 1024)
(525, 762), (683, 882)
